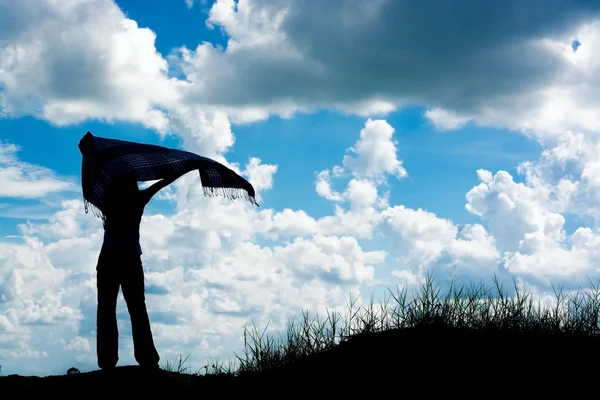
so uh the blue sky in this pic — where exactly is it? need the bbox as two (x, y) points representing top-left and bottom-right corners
(0, 105), (542, 232)
(1, 0), (600, 377)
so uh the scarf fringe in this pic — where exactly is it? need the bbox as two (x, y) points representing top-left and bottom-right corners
(202, 185), (259, 207)
(84, 185), (259, 220)
(84, 198), (107, 221)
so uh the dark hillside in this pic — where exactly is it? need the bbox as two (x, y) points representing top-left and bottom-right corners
(3, 277), (599, 398)
(2, 323), (598, 399)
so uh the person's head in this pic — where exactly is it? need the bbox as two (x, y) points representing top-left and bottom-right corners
(105, 176), (140, 209)
(113, 177), (139, 195)
(102, 175), (143, 222)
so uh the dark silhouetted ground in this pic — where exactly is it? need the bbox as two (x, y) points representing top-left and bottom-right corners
(5, 275), (600, 398)
(1, 323), (597, 399)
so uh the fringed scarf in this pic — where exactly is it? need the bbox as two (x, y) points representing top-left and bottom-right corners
(78, 131), (258, 220)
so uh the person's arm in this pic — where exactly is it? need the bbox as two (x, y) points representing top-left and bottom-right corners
(140, 174), (179, 205)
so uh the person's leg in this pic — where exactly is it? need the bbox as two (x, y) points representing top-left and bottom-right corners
(96, 249), (121, 369)
(120, 253), (160, 367)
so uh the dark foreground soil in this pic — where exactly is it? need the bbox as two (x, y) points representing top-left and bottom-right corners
(1, 324), (598, 399)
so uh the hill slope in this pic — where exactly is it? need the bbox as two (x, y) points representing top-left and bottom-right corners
(2, 323), (597, 399)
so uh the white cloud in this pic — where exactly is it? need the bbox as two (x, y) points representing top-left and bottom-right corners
(342, 119), (407, 181)
(466, 131), (600, 253)
(461, 128), (600, 289)
(465, 170), (565, 252)
(345, 179), (381, 210)
(0, 0), (179, 132)
(315, 119), (404, 210)
(423, 21), (600, 140)
(380, 206), (501, 287)
(168, 0), (600, 137)
(336, 99), (398, 117)
(241, 157), (278, 203)
(382, 206), (496, 267)
(62, 336), (91, 353)
(0, 141), (76, 198)
(166, 107), (235, 159)
(274, 235), (385, 284)
(382, 206), (458, 268)
(3, 0), (598, 139)
(315, 169), (344, 202)
(424, 108), (471, 131)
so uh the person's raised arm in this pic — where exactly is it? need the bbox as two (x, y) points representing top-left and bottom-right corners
(140, 174), (179, 205)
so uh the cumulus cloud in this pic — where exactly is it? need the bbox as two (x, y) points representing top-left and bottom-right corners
(166, 0), (600, 137)
(380, 206), (500, 283)
(0, 233), (84, 369)
(165, 107), (235, 159)
(424, 108), (471, 131)
(315, 169), (345, 202)
(0, 141), (76, 198)
(315, 119), (404, 210)
(241, 157), (278, 203)
(460, 129), (600, 289)
(274, 235), (385, 284)
(0, 0), (179, 132)
(3, 0), (599, 139)
(424, 20), (600, 140)
(307, 118), (503, 287)
(342, 119), (407, 181)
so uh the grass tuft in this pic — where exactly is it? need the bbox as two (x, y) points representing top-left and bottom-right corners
(168, 272), (600, 377)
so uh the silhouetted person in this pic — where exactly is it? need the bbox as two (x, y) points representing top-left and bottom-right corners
(96, 174), (177, 371)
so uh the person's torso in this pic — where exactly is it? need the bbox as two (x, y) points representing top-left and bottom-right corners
(102, 193), (145, 255)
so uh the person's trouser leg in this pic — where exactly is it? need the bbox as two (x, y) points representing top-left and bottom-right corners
(96, 250), (120, 369)
(120, 253), (160, 367)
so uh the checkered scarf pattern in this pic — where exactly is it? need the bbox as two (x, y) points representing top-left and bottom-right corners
(78, 131), (258, 220)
